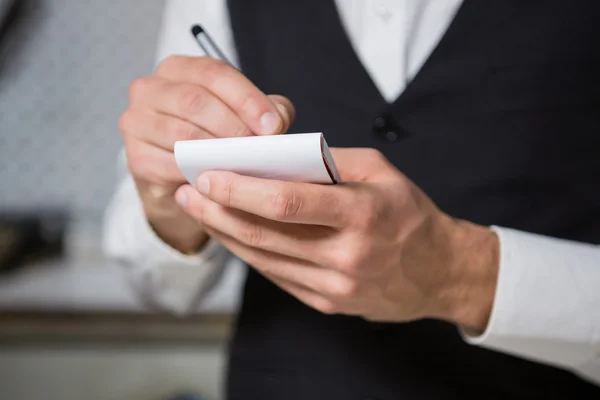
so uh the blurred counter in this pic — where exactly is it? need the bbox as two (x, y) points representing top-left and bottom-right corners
(0, 219), (245, 343)
(0, 220), (236, 400)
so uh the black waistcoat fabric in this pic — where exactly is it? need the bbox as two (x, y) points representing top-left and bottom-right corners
(225, 0), (600, 398)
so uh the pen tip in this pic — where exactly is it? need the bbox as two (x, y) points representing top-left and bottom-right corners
(191, 24), (204, 37)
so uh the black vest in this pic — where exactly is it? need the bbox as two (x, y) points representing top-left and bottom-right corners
(225, 1), (600, 398)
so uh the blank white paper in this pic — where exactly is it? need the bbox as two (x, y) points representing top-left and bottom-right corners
(174, 132), (341, 186)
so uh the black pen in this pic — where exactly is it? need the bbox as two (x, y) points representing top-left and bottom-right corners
(189, 24), (340, 184)
(191, 24), (234, 66)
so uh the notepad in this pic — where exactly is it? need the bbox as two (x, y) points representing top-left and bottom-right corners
(174, 132), (341, 186)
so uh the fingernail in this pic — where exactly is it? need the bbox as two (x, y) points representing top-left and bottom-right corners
(196, 175), (210, 195)
(175, 189), (187, 208)
(259, 112), (281, 135)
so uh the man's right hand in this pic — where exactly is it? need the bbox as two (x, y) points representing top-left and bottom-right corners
(118, 55), (295, 253)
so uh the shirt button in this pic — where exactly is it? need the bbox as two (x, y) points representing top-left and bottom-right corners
(374, 4), (393, 22)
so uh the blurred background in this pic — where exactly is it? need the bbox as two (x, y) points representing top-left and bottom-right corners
(0, 1), (244, 399)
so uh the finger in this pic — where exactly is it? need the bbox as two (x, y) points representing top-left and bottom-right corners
(177, 185), (337, 264)
(196, 171), (351, 227)
(205, 224), (361, 315)
(129, 77), (252, 138)
(329, 148), (397, 182)
(120, 109), (215, 151)
(155, 56), (293, 135)
(266, 274), (341, 316)
(203, 225), (343, 299)
(268, 94), (295, 133)
(124, 136), (185, 184)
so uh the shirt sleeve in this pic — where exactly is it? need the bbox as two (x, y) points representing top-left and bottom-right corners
(100, 0), (240, 315)
(462, 226), (600, 386)
(102, 151), (231, 315)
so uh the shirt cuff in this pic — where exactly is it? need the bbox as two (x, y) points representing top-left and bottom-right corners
(132, 203), (225, 266)
(461, 226), (600, 372)
(110, 198), (230, 315)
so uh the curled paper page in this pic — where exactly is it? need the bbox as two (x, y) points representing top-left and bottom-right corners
(174, 132), (341, 186)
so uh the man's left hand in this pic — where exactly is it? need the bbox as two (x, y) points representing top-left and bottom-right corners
(176, 148), (499, 332)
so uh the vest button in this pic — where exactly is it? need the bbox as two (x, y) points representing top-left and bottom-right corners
(385, 131), (398, 142)
(373, 116), (387, 130)
(373, 114), (403, 142)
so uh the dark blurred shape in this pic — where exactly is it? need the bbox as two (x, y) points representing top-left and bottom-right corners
(0, 0), (44, 78)
(0, 208), (69, 274)
(0, 0), (16, 38)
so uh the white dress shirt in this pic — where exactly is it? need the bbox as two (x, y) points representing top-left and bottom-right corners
(103, 0), (600, 386)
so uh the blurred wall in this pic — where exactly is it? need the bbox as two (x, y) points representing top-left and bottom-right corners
(0, 3), (234, 399)
(0, 0), (165, 220)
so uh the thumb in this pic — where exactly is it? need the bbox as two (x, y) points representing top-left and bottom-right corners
(267, 94), (296, 134)
(330, 148), (397, 182)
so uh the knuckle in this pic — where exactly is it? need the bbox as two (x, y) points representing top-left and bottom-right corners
(238, 92), (263, 119)
(272, 189), (302, 220)
(170, 119), (201, 142)
(118, 110), (134, 135)
(206, 101), (252, 138)
(179, 87), (208, 117)
(124, 146), (144, 177)
(220, 176), (235, 206)
(200, 58), (230, 83)
(128, 77), (148, 103)
(268, 95), (295, 126)
(315, 299), (338, 315)
(331, 246), (364, 274)
(327, 276), (359, 299)
(156, 55), (186, 76)
(241, 222), (264, 248)
(125, 143), (174, 185)
(232, 122), (253, 137)
(360, 207), (378, 231)
(332, 248), (356, 272)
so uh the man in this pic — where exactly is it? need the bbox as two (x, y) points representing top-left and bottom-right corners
(104, 0), (600, 398)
